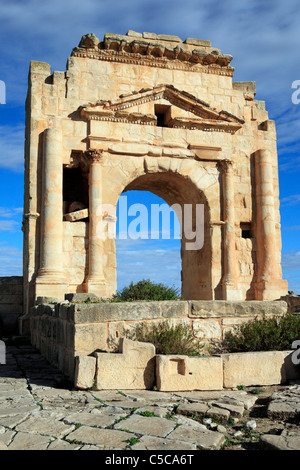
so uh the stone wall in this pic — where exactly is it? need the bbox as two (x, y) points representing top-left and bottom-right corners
(0, 277), (23, 336)
(27, 298), (288, 380)
(280, 294), (300, 313)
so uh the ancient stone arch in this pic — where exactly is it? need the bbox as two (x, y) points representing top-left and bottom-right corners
(23, 31), (288, 313)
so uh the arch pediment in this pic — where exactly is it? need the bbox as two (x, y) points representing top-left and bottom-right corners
(79, 84), (244, 134)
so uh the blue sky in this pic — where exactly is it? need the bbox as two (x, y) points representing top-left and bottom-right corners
(0, 0), (300, 293)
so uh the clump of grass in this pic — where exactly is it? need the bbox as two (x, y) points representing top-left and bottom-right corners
(124, 437), (140, 446)
(130, 320), (204, 356)
(137, 410), (159, 418)
(224, 312), (300, 353)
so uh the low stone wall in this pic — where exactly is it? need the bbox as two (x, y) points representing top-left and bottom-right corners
(73, 338), (300, 392)
(281, 294), (300, 313)
(26, 297), (288, 380)
(0, 277), (23, 337)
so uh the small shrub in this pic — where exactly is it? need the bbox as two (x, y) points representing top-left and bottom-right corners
(113, 279), (181, 302)
(130, 320), (204, 356)
(224, 312), (300, 353)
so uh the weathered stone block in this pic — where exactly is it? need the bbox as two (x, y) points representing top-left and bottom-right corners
(64, 208), (88, 221)
(74, 323), (107, 355)
(156, 355), (223, 391)
(189, 300), (287, 318)
(95, 338), (156, 390)
(222, 350), (295, 388)
(74, 355), (96, 389)
(72, 301), (189, 323)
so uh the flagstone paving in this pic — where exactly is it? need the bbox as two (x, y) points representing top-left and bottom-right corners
(0, 337), (300, 450)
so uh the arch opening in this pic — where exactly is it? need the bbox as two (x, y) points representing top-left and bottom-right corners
(114, 171), (212, 300)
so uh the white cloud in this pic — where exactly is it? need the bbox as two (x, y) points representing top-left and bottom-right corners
(282, 250), (300, 273)
(0, 242), (22, 276)
(0, 220), (20, 231)
(0, 125), (25, 172)
(116, 238), (181, 291)
(280, 195), (300, 207)
(0, 207), (23, 218)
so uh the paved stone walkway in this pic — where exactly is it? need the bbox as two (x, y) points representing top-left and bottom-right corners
(0, 337), (300, 451)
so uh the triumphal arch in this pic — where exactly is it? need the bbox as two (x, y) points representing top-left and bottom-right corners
(23, 31), (288, 313)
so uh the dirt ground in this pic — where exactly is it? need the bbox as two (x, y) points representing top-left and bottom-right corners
(217, 384), (299, 450)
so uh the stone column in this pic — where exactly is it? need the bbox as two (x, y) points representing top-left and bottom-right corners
(220, 159), (242, 300)
(84, 149), (107, 297)
(35, 127), (67, 299)
(255, 149), (287, 299)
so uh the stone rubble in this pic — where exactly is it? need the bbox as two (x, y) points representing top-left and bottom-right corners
(0, 338), (299, 450)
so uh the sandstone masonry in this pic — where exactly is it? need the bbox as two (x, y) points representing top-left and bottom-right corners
(22, 30), (288, 314)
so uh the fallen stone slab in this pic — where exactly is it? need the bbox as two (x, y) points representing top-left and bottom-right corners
(260, 431), (300, 451)
(173, 414), (209, 431)
(118, 390), (182, 403)
(0, 413), (32, 429)
(47, 438), (82, 450)
(210, 401), (244, 418)
(131, 435), (197, 450)
(8, 432), (51, 450)
(114, 414), (176, 438)
(176, 402), (209, 418)
(267, 402), (300, 420)
(206, 406), (231, 421)
(267, 385), (300, 419)
(166, 424), (225, 450)
(0, 405), (39, 417)
(0, 429), (15, 447)
(132, 406), (171, 418)
(64, 208), (88, 221)
(63, 411), (119, 428)
(65, 426), (136, 449)
(174, 390), (256, 409)
(15, 416), (76, 439)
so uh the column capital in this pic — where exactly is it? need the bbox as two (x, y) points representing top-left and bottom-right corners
(85, 148), (104, 164)
(219, 159), (234, 173)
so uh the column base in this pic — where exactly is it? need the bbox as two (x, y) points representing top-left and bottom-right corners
(222, 283), (243, 300)
(35, 278), (69, 302)
(84, 279), (108, 298)
(255, 279), (289, 301)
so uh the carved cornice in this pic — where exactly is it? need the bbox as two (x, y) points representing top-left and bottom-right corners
(79, 84), (244, 134)
(71, 33), (234, 77)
